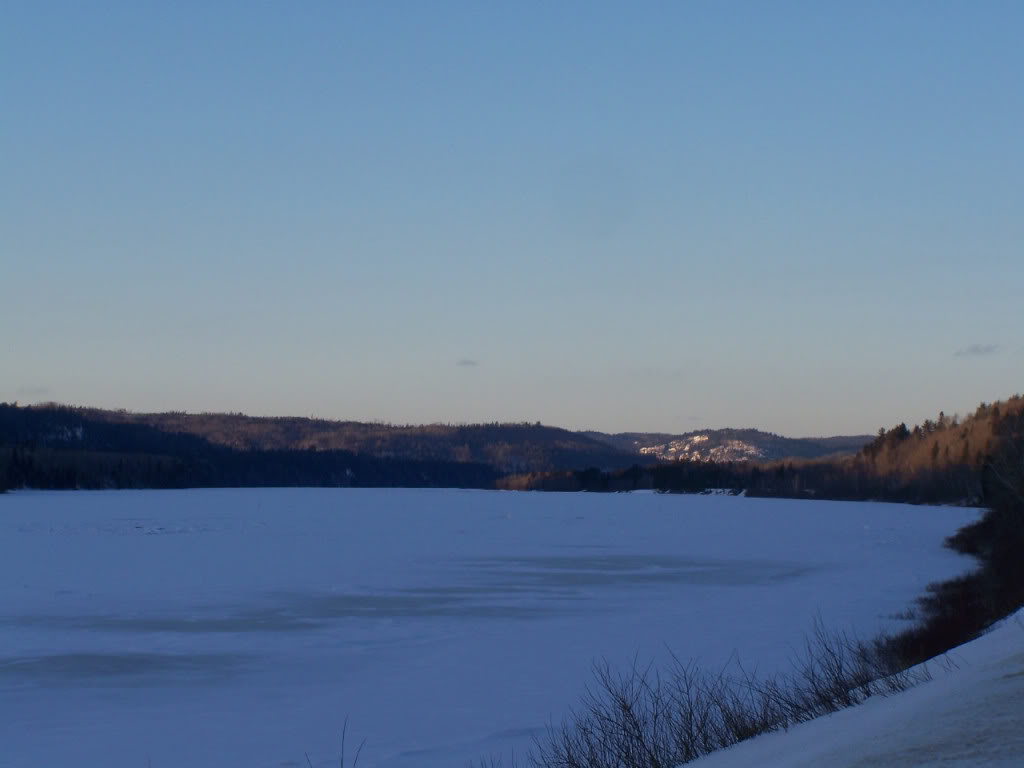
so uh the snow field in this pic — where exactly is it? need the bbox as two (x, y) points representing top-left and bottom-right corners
(0, 489), (979, 768)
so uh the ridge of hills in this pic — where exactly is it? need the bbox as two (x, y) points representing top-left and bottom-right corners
(1, 404), (870, 476)
(583, 429), (872, 463)
(6, 397), (1018, 497)
(3, 405), (635, 475)
(506, 394), (1024, 505)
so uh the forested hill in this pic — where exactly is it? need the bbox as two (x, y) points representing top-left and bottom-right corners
(1, 405), (875, 479)
(0, 404), (502, 491)
(5, 399), (1017, 495)
(0, 404), (643, 488)
(84, 410), (639, 472)
(505, 394), (1024, 505)
(583, 429), (872, 463)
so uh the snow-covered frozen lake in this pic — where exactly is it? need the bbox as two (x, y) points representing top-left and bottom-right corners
(0, 489), (979, 768)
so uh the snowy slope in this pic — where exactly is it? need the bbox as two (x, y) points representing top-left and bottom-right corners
(691, 608), (1024, 768)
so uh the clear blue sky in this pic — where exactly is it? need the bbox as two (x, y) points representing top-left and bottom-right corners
(3, 1), (1022, 436)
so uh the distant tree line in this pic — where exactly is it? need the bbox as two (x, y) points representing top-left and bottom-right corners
(2, 404), (639, 475)
(0, 404), (498, 491)
(4, 395), (1022, 502)
(500, 394), (1024, 506)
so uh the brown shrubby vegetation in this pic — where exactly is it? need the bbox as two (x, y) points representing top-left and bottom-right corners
(528, 623), (928, 768)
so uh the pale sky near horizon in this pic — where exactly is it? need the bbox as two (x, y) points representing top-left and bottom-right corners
(3, 2), (1022, 436)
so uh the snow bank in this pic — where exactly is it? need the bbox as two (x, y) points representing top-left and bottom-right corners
(691, 608), (1024, 768)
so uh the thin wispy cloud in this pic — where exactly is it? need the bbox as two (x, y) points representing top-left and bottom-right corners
(954, 344), (998, 358)
(456, 358), (479, 368)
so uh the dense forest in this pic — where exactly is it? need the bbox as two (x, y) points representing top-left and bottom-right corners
(0, 404), (498, 491)
(2, 396), (1021, 503)
(5, 405), (643, 474)
(501, 395), (1024, 506)
(0, 404), (871, 482)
